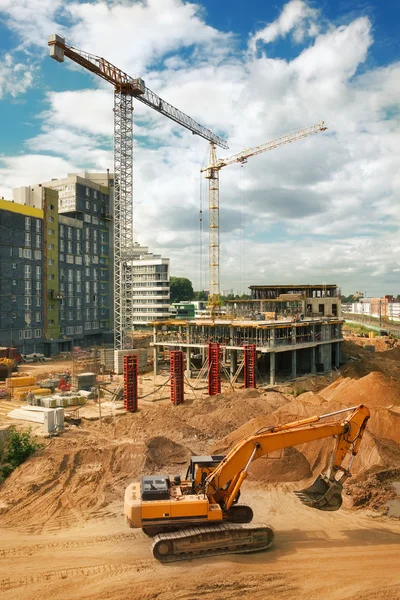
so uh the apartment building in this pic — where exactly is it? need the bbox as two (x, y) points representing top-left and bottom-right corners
(125, 243), (170, 326)
(0, 173), (113, 356)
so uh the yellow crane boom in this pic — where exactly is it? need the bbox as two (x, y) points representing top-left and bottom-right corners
(201, 121), (327, 315)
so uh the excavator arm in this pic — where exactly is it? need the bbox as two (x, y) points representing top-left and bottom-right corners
(204, 404), (370, 512)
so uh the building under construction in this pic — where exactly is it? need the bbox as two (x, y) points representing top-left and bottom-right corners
(152, 284), (343, 385)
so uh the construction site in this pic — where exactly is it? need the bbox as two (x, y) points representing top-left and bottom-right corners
(0, 31), (399, 600)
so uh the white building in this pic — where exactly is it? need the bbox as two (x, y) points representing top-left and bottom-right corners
(126, 243), (170, 326)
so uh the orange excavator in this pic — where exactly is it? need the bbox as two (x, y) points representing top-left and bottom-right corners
(124, 404), (370, 562)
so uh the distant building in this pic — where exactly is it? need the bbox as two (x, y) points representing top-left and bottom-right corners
(347, 296), (400, 322)
(125, 243), (170, 326)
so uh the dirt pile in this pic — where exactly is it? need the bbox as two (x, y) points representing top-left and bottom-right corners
(341, 340), (400, 380)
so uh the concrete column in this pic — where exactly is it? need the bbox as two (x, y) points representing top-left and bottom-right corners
(186, 346), (191, 378)
(201, 346), (206, 363)
(291, 349), (297, 380)
(153, 346), (158, 376)
(335, 342), (341, 367)
(292, 326), (297, 346)
(311, 346), (316, 374)
(270, 352), (276, 385)
(230, 349), (238, 377)
(270, 327), (275, 348)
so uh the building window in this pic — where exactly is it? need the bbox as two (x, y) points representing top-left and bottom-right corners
(49, 304), (55, 311)
(48, 274), (55, 280)
(68, 311), (73, 321)
(36, 282), (42, 293)
(75, 256), (82, 265)
(93, 190), (98, 200)
(68, 284), (73, 294)
(60, 225), (64, 237)
(19, 330), (23, 340)
(35, 329), (42, 338)
(48, 229), (54, 236)
(86, 187), (90, 197)
(36, 297), (41, 307)
(36, 234), (41, 248)
(25, 313), (32, 326)
(24, 264), (32, 277)
(68, 297), (73, 307)
(47, 216), (54, 223)
(49, 319), (55, 325)
(23, 249), (32, 259)
(60, 239), (64, 251)
(76, 229), (81, 241)
(93, 203), (98, 212)
(85, 200), (90, 210)
(92, 216), (99, 225)
(25, 232), (31, 246)
(35, 266), (41, 279)
(84, 214), (91, 223)
(76, 242), (81, 254)
(24, 328), (32, 338)
(67, 227), (72, 239)
(48, 244), (54, 251)
(76, 283), (82, 293)
(48, 259), (55, 266)
(36, 220), (41, 232)
(84, 321), (91, 330)
(59, 253), (64, 261)
(66, 255), (74, 264)
(85, 294), (90, 303)
(34, 250), (41, 259)
(25, 217), (31, 230)
(24, 296), (31, 307)
(36, 313), (42, 323)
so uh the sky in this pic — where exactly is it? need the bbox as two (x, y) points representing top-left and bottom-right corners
(0, 0), (399, 296)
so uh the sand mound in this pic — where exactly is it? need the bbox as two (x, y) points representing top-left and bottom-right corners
(144, 436), (191, 471)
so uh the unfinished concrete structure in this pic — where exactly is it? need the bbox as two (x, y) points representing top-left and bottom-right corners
(151, 284), (343, 385)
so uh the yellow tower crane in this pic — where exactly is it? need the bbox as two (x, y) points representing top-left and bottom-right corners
(201, 122), (327, 316)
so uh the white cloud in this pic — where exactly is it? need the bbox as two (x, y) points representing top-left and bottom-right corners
(0, 0), (64, 47)
(0, 53), (34, 99)
(0, 0), (399, 295)
(249, 0), (319, 52)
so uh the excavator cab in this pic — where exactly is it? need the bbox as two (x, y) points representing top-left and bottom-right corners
(185, 455), (225, 493)
(295, 474), (344, 511)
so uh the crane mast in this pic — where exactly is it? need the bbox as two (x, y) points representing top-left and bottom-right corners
(48, 34), (227, 351)
(202, 122), (327, 316)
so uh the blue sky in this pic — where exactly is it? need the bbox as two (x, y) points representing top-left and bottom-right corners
(0, 0), (399, 295)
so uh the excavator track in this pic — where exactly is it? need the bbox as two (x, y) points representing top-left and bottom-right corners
(152, 523), (274, 563)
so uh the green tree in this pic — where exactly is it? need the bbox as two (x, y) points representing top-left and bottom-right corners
(194, 290), (208, 301)
(170, 277), (194, 304)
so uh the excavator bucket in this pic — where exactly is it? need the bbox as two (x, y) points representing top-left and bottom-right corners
(294, 475), (343, 511)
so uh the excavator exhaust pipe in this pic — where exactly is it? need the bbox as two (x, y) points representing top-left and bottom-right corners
(294, 475), (343, 511)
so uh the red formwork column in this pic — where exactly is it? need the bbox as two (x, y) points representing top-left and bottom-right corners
(208, 343), (221, 396)
(170, 350), (184, 405)
(124, 354), (138, 412)
(244, 344), (257, 389)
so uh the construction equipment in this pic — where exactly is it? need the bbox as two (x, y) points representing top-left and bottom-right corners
(48, 34), (228, 352)
(124, 404), (370, 562)
(201, 122), (327, 316)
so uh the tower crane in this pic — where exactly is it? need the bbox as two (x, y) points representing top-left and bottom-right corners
(48, 34), (228, 352)
(201, 122), (327, 316)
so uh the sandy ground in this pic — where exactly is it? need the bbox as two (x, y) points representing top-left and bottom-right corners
(0, 487), (399, 600)
(1, 344), (400, 600)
